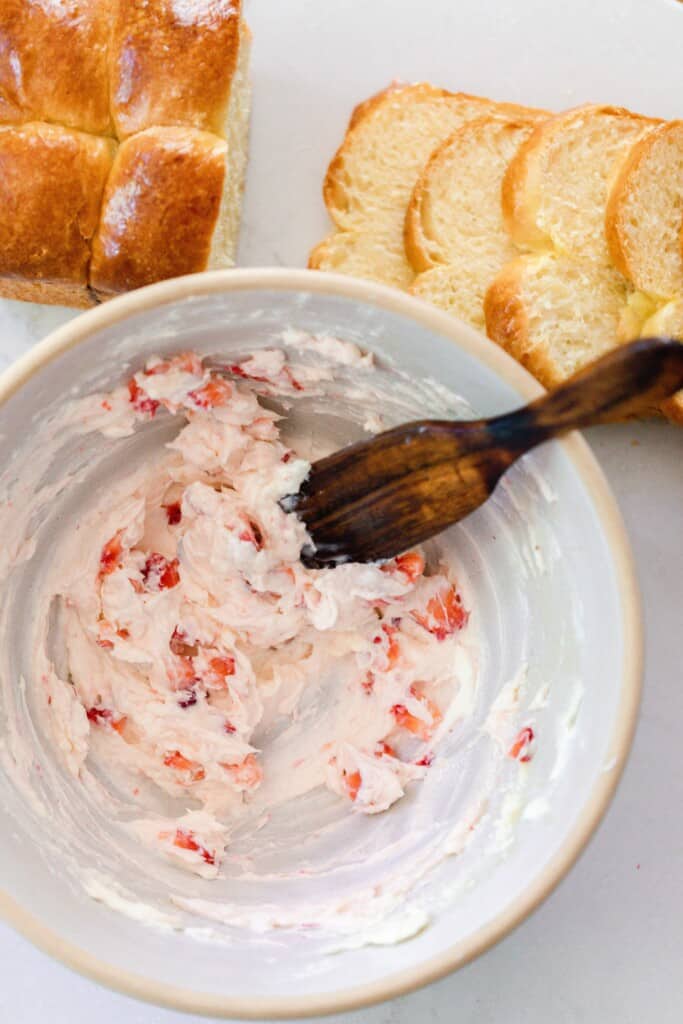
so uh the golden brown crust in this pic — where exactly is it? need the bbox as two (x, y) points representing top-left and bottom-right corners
(0, 0), (112, 134)
(109, 0), (242, 139)
(0, 123), (114, 303)
(346, 81), (411, 132)
(483, 257), (563, 389)
(483, 259), (529, 361)
(661, 392), (683, 424)
(500, 121), (550, 249)
(307, 237), (331, 270)
(90, 127), (226, 296)
(404, 141), (439, 274)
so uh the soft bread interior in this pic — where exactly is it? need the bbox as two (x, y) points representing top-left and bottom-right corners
(208, 22), (252, 269)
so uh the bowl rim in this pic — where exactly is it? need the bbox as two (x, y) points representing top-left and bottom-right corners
(0, 268), (642, 1020)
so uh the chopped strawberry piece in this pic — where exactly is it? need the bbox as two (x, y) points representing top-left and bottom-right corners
(145, 352), (203, 377)
(101, 399), (112, 411)
(383, 624), (400, 667)
(371, 624), (400, 669)
(159, 559), (180, 589)
(164, 501), (182, 525)
(228, 362), (268, 383)
(385, 550), (425, 583)
(173, 828), (215, 865)
(223, 720), (236, 734)
(508, 726), (535, 763)
(343, 769), (362, 801)
(281, 451), (292, 463)
(362, 671), (375, 694)
(187, 376), (232, 408)
(116, 627), (130, 639)
(142, 553), (180, 591)
(208, 655), (235, 679)
(169, 626), (198, 657)
(127, 377), (159, 416)
(164, 750), (205, 782)
(87, 707), (127, 735)
(391, 690), (442, 741)
(375, 741), (397, 759)
(238, 517), (264, 550)
(283, 366), (304, 392)
(178, 689), (198, 709)
(220, 752), (262, 789)
(87, 706), (110, 724)
(169, 655), (197, 689)
(99, 531), (123, 578)
(415, 752), (434, 767)
(392, 704), (420, 735)
(96, 637), (114, 649)
(203, 655), (236, 691)
(413, 584), (468, 639)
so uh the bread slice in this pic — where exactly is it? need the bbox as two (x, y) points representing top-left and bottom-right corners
(502, 105), (656, 266)
(484, 252), (630, 388)
(406, 116), (542, 329)
(606, 121), (683, 299)
(0, 123), (115, 307)
(310, 83), (546, 287)
(638, 300), (683, 422)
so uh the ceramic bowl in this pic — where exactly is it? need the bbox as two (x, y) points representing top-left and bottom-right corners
(0, 270), (641, 1018)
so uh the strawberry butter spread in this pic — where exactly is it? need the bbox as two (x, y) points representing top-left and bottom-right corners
(38, 345), (474, 880)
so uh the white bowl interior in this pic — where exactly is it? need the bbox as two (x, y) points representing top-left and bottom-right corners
(0, 281), (635, 1013)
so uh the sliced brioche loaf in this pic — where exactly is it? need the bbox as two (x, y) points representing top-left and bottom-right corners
(606, 121), (683, 299)
(639, 300), (683, 422)
(502, 105), (656, 266)
(484, 253), (630, 388)
(310, 83), (546, 287)
(406, 116), (541, 329)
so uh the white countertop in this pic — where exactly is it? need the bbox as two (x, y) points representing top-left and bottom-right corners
(0, 1), (681, 1020)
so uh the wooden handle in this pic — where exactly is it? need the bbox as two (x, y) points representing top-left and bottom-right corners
(488, 337), (683, 449)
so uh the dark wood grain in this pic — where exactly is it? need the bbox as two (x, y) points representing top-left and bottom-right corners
(282, 338), (683, 565)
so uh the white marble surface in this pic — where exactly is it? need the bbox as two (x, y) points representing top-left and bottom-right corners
(1, 0), (682, 1020)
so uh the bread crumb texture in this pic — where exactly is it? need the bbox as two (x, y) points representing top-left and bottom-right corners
(311, 90), (682, 422)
